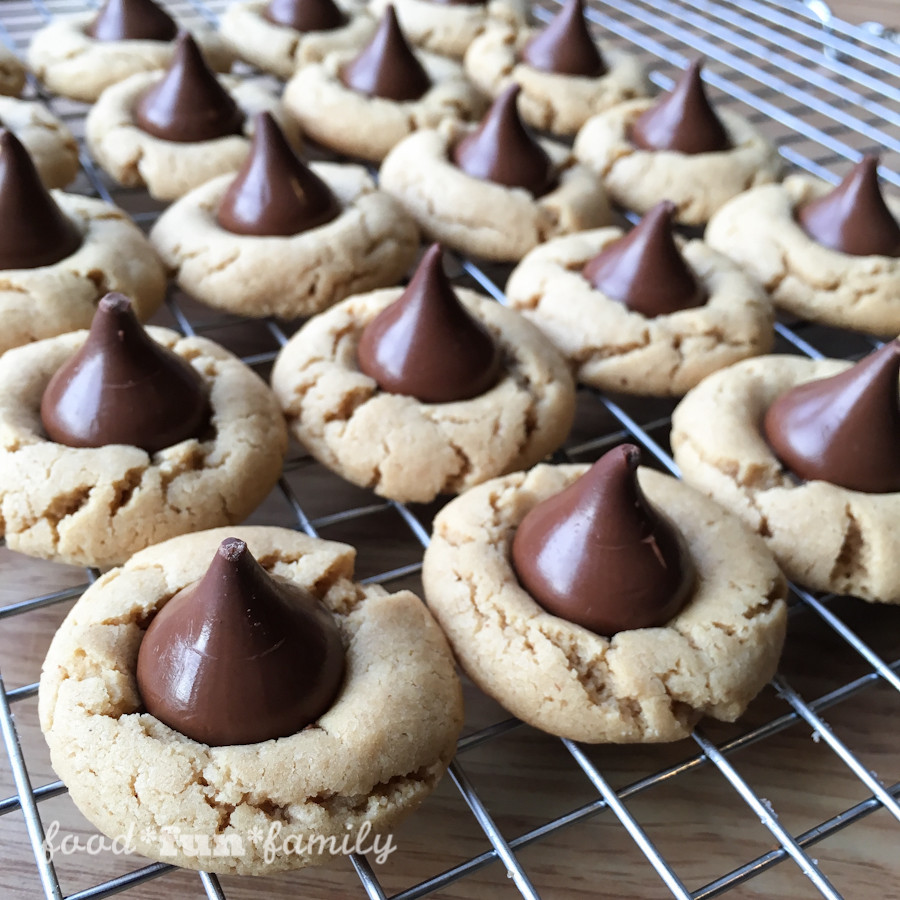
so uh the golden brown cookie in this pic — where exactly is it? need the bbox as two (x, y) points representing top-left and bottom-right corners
(423, 463), (788, 742)
(0, 44), (27, 97)
(505, 227), (774, 396)
(0, 330), (287, 568)
(270, 287), (577, 503)
(39, 526), (464, 875)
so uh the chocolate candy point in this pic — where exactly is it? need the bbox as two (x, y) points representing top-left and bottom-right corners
(40, 293), (211, 454)
(263, 0), (347, 32)
(339, 6), (431, 102)
(452, 84), (557, 197)
(581, 200), (708, 317)
(763, 340), (900, 493)
(512, 444), (695, 637)
(87, 0), (178, 42)
(796, 156), (900, 258)
(357, 243), (502, 403)
(134, 33), (245, 143)
(630, 59), (731, 155)
(521, 0), (606, 78)
(217, 112), (340, 236)
(0, 130), (81, 270)
(136, 537), (345, 747)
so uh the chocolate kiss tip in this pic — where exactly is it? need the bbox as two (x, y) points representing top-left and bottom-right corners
(339, 5), (431, 102)
(40, 292), (210, 453)
(582, 198), (708, 317)
(135, 538), (345, 746)
(216, 111), (340, 236)
(764, 340), (900, 493)
(797, 154), (900, 258)
(521, 0), (606, 78)
(87, 0), (178, 42)
(511, 442), (694, 637)
(0, 130), (82, 271)
(356, 242), (501, 403)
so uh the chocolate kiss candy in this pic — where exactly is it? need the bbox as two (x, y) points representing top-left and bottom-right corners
(40, 293), (211, 454)
(357, 243), (502, 403)
(452, 84), (557, 197)
(581, 200), (708, 317)
(86, 0), (178, 42)
(630, 59), (731, 155)
(512, 444), (695, 636)
(136, 537), (345, 747)
(521, 0), (606, 78)
(263, 0), (347, 32)
(217, 112), (340, 236)
(0, 130), (81, 270)
(763, 340), (900, 493)
(796, 156), (900, 258)
(339, 6), (431, 102)
(134, 33), (245, 143)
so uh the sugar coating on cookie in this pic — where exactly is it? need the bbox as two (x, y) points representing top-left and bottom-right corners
(464, 22), (649, 136)
(0, 97), (79, 188)
(505, 226), (774, 395)
(573, 98), (781, 225)
(86, 71), (290, 201)
(0, 329), (287, 568)
(150, 162), (420, 318)
(423, 463), (788, 742)
(369, 0), (527, 59)
(0, 44), (27, 97)
(380, 120), (612, 262)
(271, 287), (577, 503)
(705, 175), (900, 336)
(672, 354), (900, 604)
(39, 526), (463, 875)
(27, 12), (233, 103)
(220, 0), (377, 79)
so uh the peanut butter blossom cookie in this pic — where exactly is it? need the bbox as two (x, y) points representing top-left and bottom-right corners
(672, 341), (900, 604)
(271, 244), (577, 503)
(0, 294), (287, 568)
(574, 59), (781, 225)
(464, 0), (649, 136)
(0, 44), (27, 98)
(0, 97), (79, 189)
(505, 200), (774, 395)
(423, 444), (788, 742)
(86, 33), (289, 201)
(151, 112), (419, 319)
(381, 84), (611, 262)
(705, 156), (900, 336)
(28, 0), (233, 103)
(0, 131), (165, 356)
(283, 6), (485, 163)
(40, 526), (463, 874)
(220, 0), (376, 79)
(368, 0), (526, 59)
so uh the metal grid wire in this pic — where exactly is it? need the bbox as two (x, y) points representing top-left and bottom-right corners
(0, 0), (898, 898)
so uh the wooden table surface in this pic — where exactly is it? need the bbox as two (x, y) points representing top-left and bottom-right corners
(1, 2), (899, 899)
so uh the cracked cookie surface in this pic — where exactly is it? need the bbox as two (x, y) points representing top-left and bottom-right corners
(0, 193), (166, 356)
(705, 175), (900, 336)
(0, 96), (79, 188)
(27, 12), (233, 103)
(0, 329), (287, 568)
(423, 463), (788, 742)
(270, 287), (577, 503)
(380, 120), (612, 263)
(149, 163), (419, 319)
(505, 228), (774, 396)
(672, 355), (900, 603)
(369, 0), (526, 59)
(86, 73), (290, 201)
(220, 0), (376, 79)
(39, 526), (463, 875)
(282, 47), (485, 163)
(464, 23), (649, 136)
(573, 98), (781, 225)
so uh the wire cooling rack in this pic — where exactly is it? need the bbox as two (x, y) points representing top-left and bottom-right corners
(0, 0), (899, 898)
